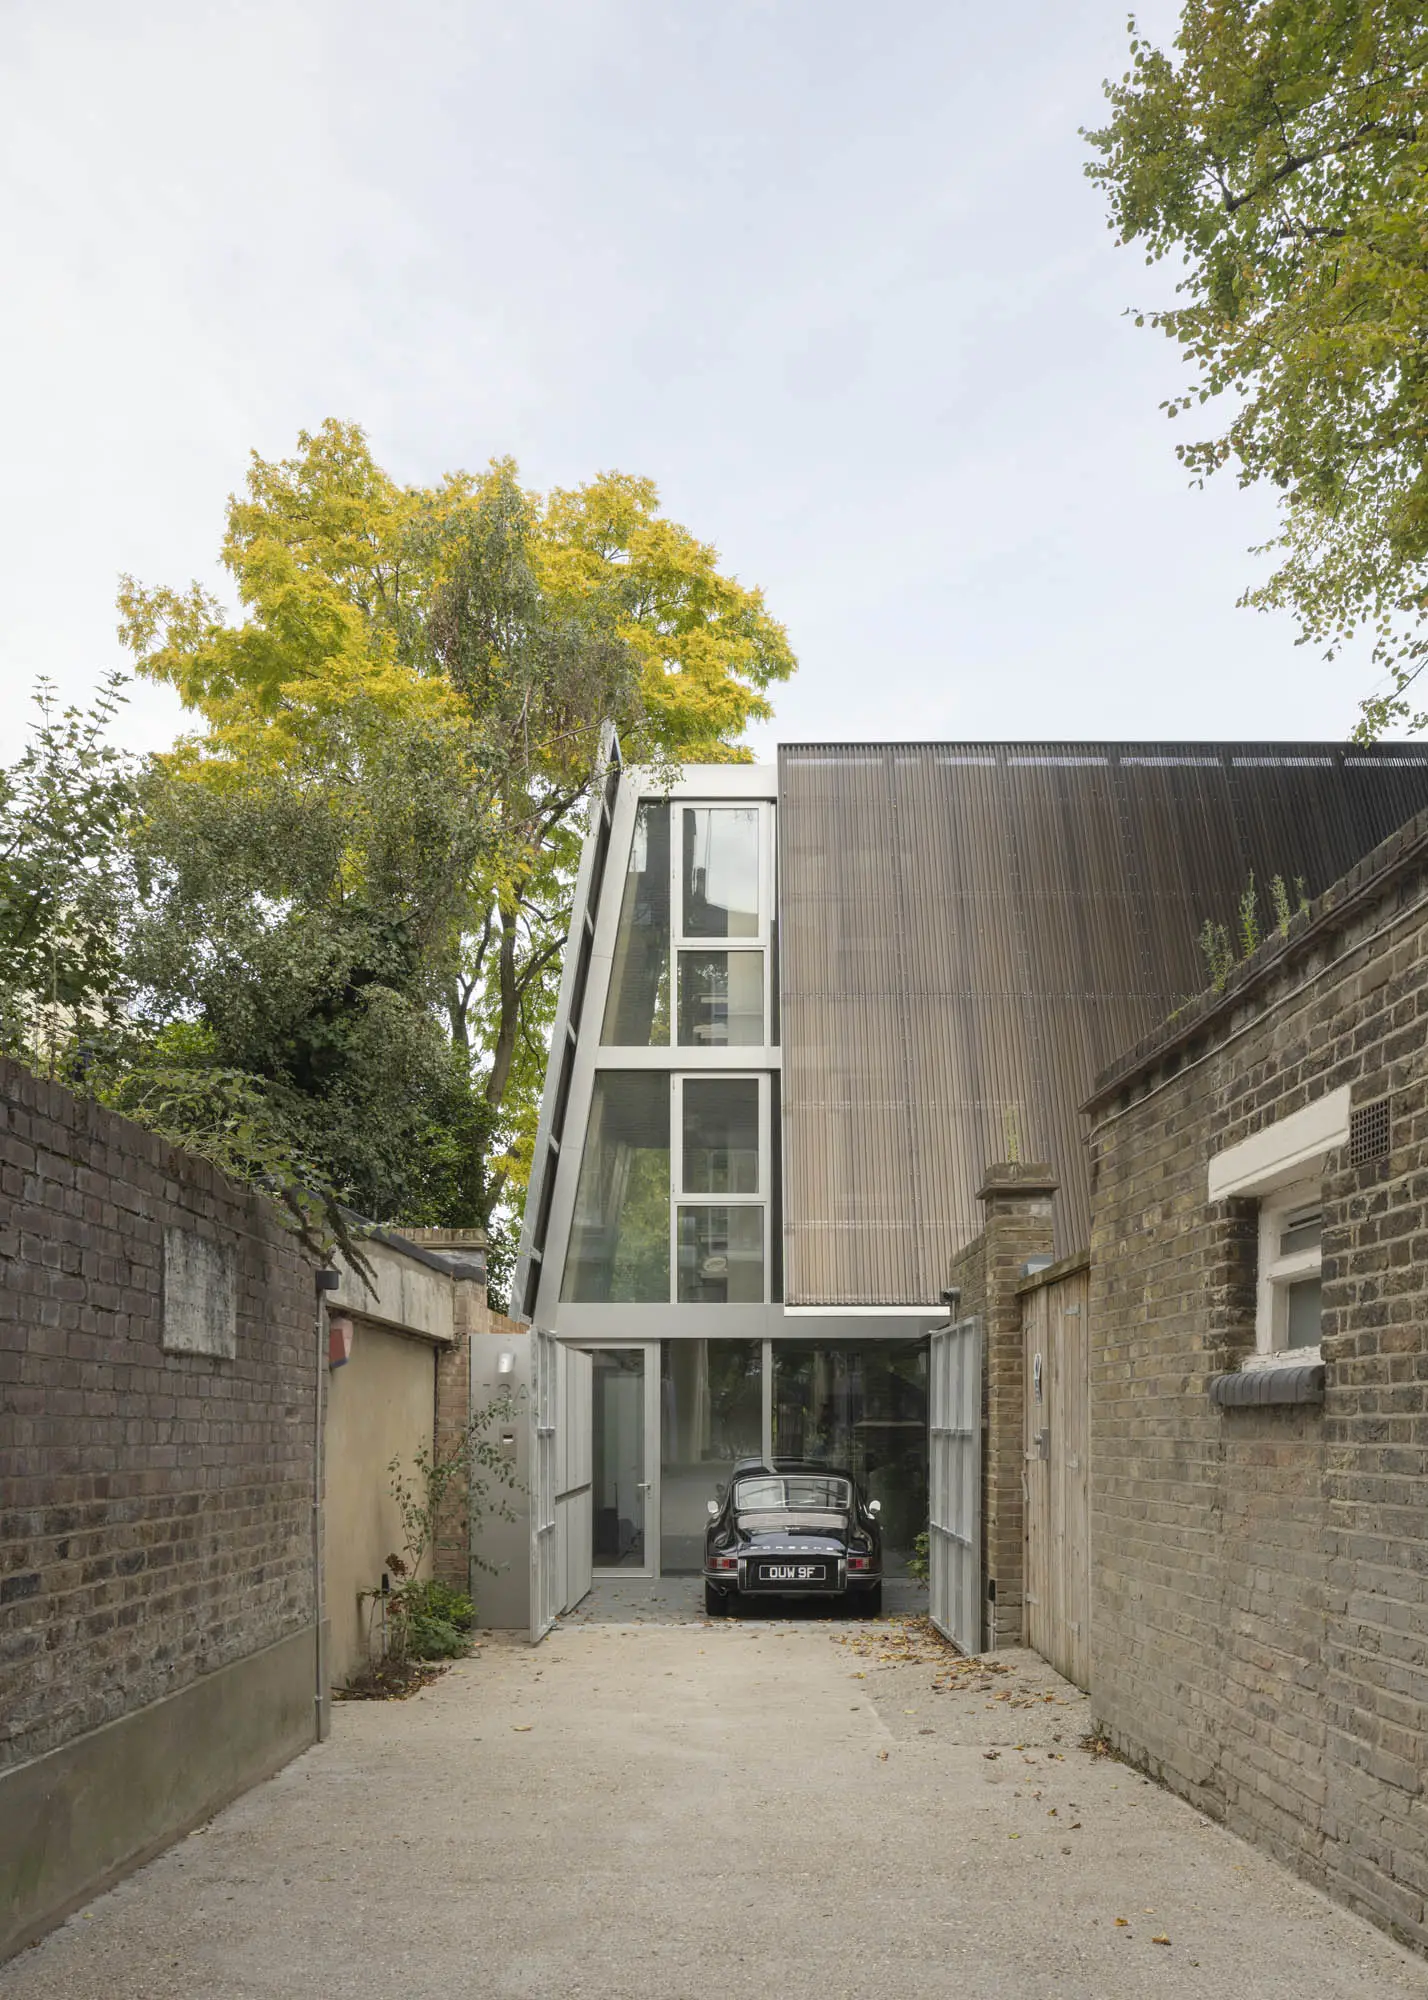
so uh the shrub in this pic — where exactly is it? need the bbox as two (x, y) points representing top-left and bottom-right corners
(392, 1577), (477, 1661)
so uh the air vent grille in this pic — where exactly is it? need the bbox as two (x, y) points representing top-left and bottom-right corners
(1349, 1096), (1391, 1168)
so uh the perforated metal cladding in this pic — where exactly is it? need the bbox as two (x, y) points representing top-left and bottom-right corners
(1349, 1096), (1392, 1168)
(778, 743), (1428, 1306)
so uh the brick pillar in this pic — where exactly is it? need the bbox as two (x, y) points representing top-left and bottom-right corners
(977, 1164), (1057, 1652)
(399, 1228), (488, 1590)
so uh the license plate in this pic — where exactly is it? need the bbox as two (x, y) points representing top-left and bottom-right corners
(756, 1562), (829, 1585)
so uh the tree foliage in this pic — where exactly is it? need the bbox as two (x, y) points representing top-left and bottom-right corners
(109, 698), (498, 1232)
(0, 675), (135, 1062)
(1085, 3), (1428, 732)
(117, 422), (796, 1279)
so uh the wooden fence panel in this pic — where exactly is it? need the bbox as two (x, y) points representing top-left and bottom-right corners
(1022, 1263), (1090, 1689)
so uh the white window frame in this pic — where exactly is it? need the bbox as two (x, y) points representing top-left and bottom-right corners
(671, 1070), (769, 1304)
(1255, 1181), (1323, 1360)
(1208, 1087), (1348, 1367)
(671, 799), (774, 1051)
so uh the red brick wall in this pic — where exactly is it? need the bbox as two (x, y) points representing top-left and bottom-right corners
(0, 1058), (317, 1772)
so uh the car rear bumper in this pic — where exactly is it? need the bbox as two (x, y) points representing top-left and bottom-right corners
(702, 1558), (882, 1596)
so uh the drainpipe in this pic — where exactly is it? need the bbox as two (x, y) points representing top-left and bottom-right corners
(314, 1267), (339, 1741)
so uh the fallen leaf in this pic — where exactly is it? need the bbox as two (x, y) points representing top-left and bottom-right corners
(982, 1750), (1000, 1761)
(878, 1750), (889, 1762)
(513, 1725), (532, 1733)
(1114, 1917), (1129, 1928)
(1152, 1935), (1171, 1947)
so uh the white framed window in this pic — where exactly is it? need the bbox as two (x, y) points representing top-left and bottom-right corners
(671, 1072), (769, 1304)
(600, 796), (776, 1050)
(1208, 1087), (1348, 1366)
(1255, 1181), (1324, 1357)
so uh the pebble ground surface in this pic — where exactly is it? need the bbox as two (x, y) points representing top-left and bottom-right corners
(4, 1582), (1426, 2000)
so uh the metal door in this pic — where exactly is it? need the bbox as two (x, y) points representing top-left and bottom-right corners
(589, 1345), (659, 1578)
(928, 1315), (982, 1654)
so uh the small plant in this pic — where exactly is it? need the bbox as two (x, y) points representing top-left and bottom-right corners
(1197, 867), (1313, 991)
(362, 1391), (521, 1671)
(398, 1577), (477, 1661)
(907, 1529), (930, 1583)
(1197, 918), (1235, 993)
(1237, 871), (1260, 958)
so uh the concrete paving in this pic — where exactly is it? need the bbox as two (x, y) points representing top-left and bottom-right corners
(561, 1573), (929, 1623)
(5, 1607), (1426, 2000)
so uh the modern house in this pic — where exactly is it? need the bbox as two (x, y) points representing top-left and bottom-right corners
(513, 738), (1428, 1593)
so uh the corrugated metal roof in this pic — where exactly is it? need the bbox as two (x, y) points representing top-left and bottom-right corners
(778, 741), (1428, 1305)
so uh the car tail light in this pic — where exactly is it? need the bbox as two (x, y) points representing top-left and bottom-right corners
(711, 1555), (737, 1572)
(848, 1555), (871, 1571)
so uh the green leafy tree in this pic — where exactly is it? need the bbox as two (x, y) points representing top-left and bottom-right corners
(107, 694), (499, 1233)
(120, 423), (796, 1278)
(1085, 4), (1428, 733)
(0, 675), (135, 1064)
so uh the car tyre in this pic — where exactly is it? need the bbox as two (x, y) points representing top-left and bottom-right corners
(857, 1583), (882, 1618)
(704, 1582), (730, 1617)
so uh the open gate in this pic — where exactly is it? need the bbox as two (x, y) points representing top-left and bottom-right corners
(928, 1315), (982, 1654)
(556, 1344), (592, 1618)
(530, 1332), (593, 1642)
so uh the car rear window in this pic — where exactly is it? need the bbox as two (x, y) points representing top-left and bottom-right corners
(734, 1475), (852, 1512)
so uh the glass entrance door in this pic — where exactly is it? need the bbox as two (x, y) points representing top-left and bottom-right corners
(591, 1346), (659, 1577)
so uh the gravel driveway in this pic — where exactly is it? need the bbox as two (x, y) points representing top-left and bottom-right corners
(4, 1606), (1425, 2000)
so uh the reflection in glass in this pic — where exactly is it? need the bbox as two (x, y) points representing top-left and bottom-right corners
(659, 1339), (761, 1571)
(562, 1073), (670, 1301)
(677, 1205), (764, 1303)
(771, 1339), (928, 1562)
(592, 1349), (646, 1568)
(602, 802), (670, 1044)
(1279, 1209), (1322, 1257)
(682, 807), (759, 938)
(677, 951), (764, 1046)
(1286, 1278), (1322, 1348)
(681, 1078), (759, 1193)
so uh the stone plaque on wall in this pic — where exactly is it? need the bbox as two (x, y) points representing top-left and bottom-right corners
(163, 1227), (238, 1359)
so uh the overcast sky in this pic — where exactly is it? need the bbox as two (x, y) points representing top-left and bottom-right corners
(0, 0), (1390, 764)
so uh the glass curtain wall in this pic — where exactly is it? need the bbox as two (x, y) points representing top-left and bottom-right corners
(771, 1339), (929, 1561)
(660, 1339), (762, 1571)
(602, 803), (670, 1045)
(561, 1073), (670, 1301)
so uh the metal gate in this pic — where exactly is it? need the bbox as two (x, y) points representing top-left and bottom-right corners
(530, 1333), (593, 1642)
(928, 1315), (982, 1654)
(530, 1329), (559, 1641)
(556, 1344), (592, 1617)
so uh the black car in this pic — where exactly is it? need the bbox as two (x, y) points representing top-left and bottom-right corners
(702, 1457), (883, 1618)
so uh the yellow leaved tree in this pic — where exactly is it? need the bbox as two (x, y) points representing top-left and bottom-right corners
(119, 420), (795, 1291)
